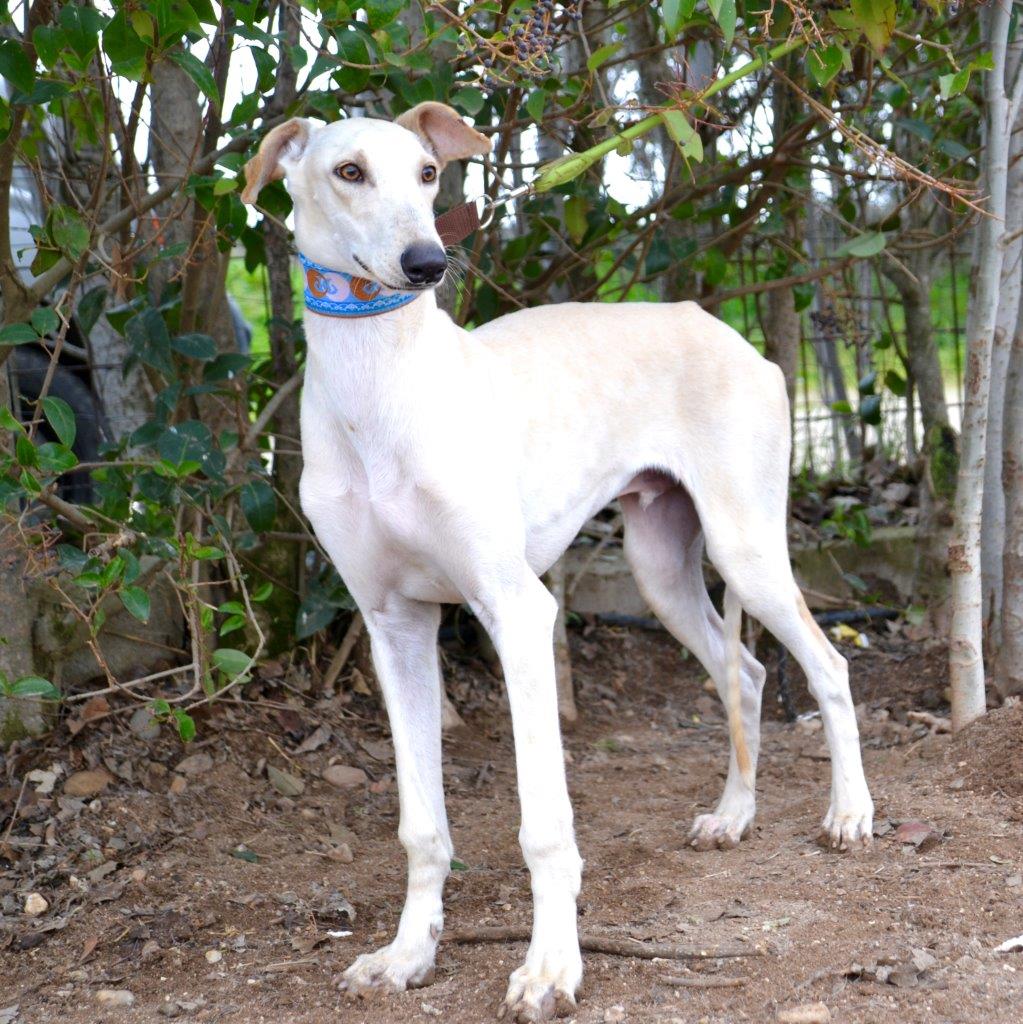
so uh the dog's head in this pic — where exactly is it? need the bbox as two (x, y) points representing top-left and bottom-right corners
(242, 103), (490, 291)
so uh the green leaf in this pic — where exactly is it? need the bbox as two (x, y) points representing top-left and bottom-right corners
(858, 371), (877, 396)
(564, 195), (587, 245)
(452, 87), (484, 116)
(252, 581), (273, 603)
(834, 231), (886, 258)
(59, 3), (106, 64)
(450, 857), (469, 872)
(76, 286), (106, 336)
(171, 332), (217, 361)
(662, 0), (698, 38)
(587, 42), (621, 72)
(31, 306), (60, 336)
(939, 68), (971, 100)
(859, 394), (882, 425)
(661, 109), (703, 162)
(240, 479), (277, 532)
(850, 0), (896, 54)
(807, 44), (845, 88)
(50, 205), (90, 259)
(173, 708), (196, 742)
(120, 585), (151, 624)
(0, 323), (39, 345)
(884, 370), (907, 397)
(213, 648), (252, 676)
(525, 90), (545, 122)
(32, 26), (65, 69)
(41, 396), (76, 448)
(707, 0), (737, 47)
(11, 676), (60, 700)
(168, 50), (221, 110)
(0, 38), (35, 94)
(36, 442), (77, 474)
(15, 434), (38, 468)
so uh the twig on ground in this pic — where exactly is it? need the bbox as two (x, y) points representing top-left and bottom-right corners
(322, 612), (364, 692)
(661, 975), (747, 988)
(442, 926), (763, 961)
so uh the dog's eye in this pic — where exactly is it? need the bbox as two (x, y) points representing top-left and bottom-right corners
(335, 163), (363, 183)
(421, 164), (438, 184)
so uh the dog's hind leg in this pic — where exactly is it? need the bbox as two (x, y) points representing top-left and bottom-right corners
(340, 595), (452, 995)
(621, 484), (767, 850)
(700, 515), (874, 850)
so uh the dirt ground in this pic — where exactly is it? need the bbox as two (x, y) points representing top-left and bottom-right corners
(2, 623), (1022, 1024)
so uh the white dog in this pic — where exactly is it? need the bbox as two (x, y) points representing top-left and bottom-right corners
(242, 102), (873, 1022)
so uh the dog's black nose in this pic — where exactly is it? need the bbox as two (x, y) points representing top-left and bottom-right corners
(400, 242), (447, 286)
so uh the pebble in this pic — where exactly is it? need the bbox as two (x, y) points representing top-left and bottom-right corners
(129, 707), (161, 740)
(323, 765), (367, 789)
(96, 990), (135, 1008)
(168, 775), (188, 796)
(205, 949), (223, 964)
(175, 752), (213, 777)
(604, 1007), (626, 1023)
(24, 892), (48, 916)
(327, 842), (354, 864)
(777, 1004), (831, 1024)
(268, 765), (305, 797)
(63, 769), (113, 798)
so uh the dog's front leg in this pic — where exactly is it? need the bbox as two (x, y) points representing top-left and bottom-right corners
(340, 596), (452, 996)
(473, 575), (583, 1022)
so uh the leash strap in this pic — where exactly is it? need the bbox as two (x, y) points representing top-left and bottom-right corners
(434, 183), (533, 246)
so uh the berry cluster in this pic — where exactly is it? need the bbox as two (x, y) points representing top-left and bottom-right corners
(472, 2), (583, 91)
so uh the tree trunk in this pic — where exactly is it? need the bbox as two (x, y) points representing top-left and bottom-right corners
(949, 2), (1014, 730)
(995, 294), (1023, 697)
(981, 102), (1023, 650)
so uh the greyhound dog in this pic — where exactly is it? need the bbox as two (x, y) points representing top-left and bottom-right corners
(242, 102), (873, 1021)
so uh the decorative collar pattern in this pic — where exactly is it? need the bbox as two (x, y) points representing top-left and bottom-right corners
(298, 253), (419, 318)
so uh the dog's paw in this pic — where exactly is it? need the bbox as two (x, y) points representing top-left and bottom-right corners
(819, 801), (874, 852)
(499, 955), (581, 1022)
(688, 802), (754, 851)
(339, 942), (436, 997)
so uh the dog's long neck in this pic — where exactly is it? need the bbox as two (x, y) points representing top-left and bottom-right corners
(304, 290), (452, 422)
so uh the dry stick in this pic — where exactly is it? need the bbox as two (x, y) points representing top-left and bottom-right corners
(662, 975), (747, 989)
(442, 927), (761, 961)
(322, 612), (365, 692)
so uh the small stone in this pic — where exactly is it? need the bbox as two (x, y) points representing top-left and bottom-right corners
(205, 949), (223, 964)
(64, 769), (113, 798)
(130, 867), (148, 884)
(140, 939), (161, 960)
(911, 948), (937, 973)
(169, 775), (188, 796)
(327, 843), (354, 864)
(129, 707), (161, 740)
(175, 752), (213, 777)
(1006, 873), (1022, 888)
(27, 767), (58, 794)
(604, 1007), (626, 1024)
(323, 765), (367, 789)
(96, 990), (135, 1008)
(777, 1005), (831, 1024)
(157, 1002), (181, 1018)
(267, 765), (305, 797)
(24, 892), (48, 916)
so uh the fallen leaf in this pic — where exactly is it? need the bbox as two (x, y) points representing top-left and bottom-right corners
(893, 821), (944, 852)
(267, 765), (305, 797)
(295, 724), (331, 754)
(323, 765), (367, 789)
(63, 769), (113, 798)
(777, 1004), (831, 1024)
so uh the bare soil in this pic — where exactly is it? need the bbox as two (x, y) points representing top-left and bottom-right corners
(3, 625), (1022, 1024)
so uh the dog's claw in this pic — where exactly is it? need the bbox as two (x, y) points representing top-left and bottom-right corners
(339, 943), (437, 997)
(501, 957), (580, 1023)
(819, 803), (874, 852)
(688, 811), (751, 851)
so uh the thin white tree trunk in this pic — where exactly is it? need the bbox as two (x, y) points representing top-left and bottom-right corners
(949, 2), (1014, 730)
(981, 89), (1023, 650)
(995, 294), (1023, 697)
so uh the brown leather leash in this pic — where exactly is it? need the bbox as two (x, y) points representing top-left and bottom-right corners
(434, 183), (533, 247)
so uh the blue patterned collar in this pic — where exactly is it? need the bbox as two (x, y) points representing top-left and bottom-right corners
(298, 254), (419, 318)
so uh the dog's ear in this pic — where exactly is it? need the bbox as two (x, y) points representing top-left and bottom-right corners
(241, 118), (312, 204)
(396, 102), (491, 165)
